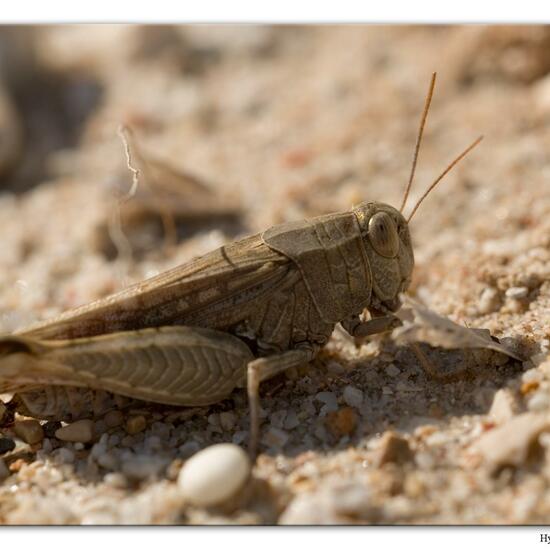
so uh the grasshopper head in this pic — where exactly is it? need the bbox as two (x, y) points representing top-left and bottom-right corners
(350, 73), (482, 315)
(352, 202), (413, 314)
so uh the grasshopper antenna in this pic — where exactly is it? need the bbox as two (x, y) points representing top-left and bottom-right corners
(399, 72), (437, 213)
(407, 135), (483, 222)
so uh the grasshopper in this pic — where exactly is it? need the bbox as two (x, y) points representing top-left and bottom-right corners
(0, 74), (482, 456)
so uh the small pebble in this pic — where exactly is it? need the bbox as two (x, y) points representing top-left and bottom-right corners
(125, 415), (147, 435)
(385, 364), (401, 378)
(315, 392), (338, 416)
(55, 447), (75, 464)
(489, 389), (519, 423)
(374, 431), (414, 466)
(478, 287), (500, 314)
(145, 435), (162, 451)
(527, 392), (550, 413)
(283, 409), (300, 430)
(343, 385), (364, 408)
(104, 410), (124, 428)
(0, 437), (16, 455)
(326, 361), (345, 376)
(97, 452), (118, 470)
(262, 426), (289, 449)
(472, 413), (550, 470)
(151, 421), (172, 439)
(415, 451), (436, 470)
(280, 483), (375, 524)
(91, 441), (107, 460)
(122, 455), (167, 480)
(55, 419), (94, 443)
(269, 409), (287, 429)
(505, 286), (528, 299)
(325, 407), (357, 438)
(178, 443), (250, 507)
(14, 420), (44, 445)
(219, 411), (236, 431)
(207, 413), (220, 427)
(103, 472), (127, 488)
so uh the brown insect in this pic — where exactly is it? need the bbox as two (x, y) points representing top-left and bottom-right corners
(0, 73), (482, 456)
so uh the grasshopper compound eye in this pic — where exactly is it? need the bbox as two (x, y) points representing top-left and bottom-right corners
(368, 212), (400, 258)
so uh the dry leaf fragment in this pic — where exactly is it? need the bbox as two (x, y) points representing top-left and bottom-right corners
(393, 295), (523, 361)
(471, 412), (550, 470)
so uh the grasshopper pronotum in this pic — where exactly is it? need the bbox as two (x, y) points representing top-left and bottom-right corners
(0, 73), (482, 456)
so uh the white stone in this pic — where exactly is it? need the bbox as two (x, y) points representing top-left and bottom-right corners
(177, 443), (250, 507)
(505, 286), (528, 299)
(478, 287), (500, 314)
(343, 385), (364, 408)
(472, 413), (550, 470)
(103, 472), (127, 488)
(527, 392), (550, 413)
(489, 388), (519, 423)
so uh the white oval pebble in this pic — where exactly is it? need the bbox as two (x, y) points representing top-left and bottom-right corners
(505, 286), (528, 299)
(178, 443), (250, 507)
(478, 287), (500, 314)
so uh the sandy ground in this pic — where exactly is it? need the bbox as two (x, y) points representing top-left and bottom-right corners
(0, 25), (549, 524)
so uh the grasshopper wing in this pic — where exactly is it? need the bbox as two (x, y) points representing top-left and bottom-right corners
(18, 234), (291, 340)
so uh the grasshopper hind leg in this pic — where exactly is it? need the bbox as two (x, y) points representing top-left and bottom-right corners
(246, 346), (316, 459)
(0, 326), (254, 418)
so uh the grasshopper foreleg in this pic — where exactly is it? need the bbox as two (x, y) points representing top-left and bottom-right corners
(342, 314), (401, 340)
(343, 315), (460, 381)
(247, 346), (316, 458)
